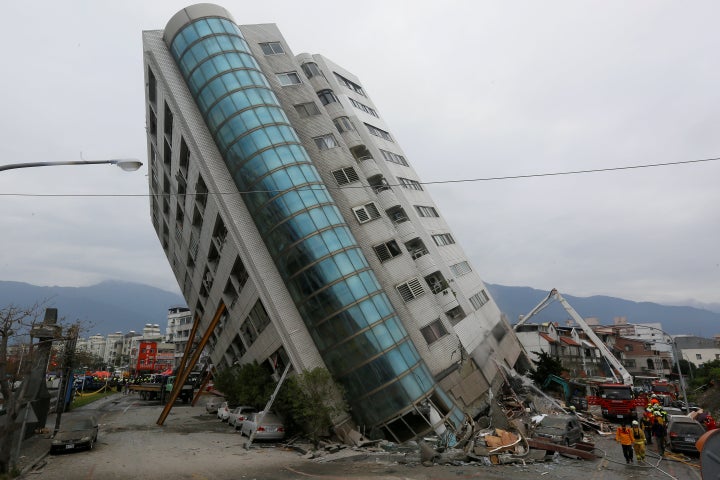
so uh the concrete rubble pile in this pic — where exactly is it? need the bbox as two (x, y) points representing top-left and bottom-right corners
(301, 368), (613, 467)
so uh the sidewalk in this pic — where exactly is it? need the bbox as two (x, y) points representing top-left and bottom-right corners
(15, 393), (123, 477)
(15, 432), (52, 476)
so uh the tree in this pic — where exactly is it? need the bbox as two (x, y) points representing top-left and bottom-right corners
(213, 362), (274, 408)
(285, 368), (348, 447)
(529, 351), (564, 385)
(0, 303), (45, 475)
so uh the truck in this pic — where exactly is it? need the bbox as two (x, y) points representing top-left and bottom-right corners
(129, 374), (195, 404)
(515, 289), (643, 420)
(586, 383), (646, 420)
(650, 379), (679, 405)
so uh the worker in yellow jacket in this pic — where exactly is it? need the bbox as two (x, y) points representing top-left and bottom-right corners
(616, 423), (635, 464)
(631, 420), (646, 461)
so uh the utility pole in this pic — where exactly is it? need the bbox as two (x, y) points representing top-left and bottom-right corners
(245, 362), (292, 450)
(54, 324), (79, 436)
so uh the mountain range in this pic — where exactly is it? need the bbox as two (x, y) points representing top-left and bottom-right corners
(0, 280), (718, 337)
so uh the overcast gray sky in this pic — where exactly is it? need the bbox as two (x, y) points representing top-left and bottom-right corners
(1, 1), (718, 309)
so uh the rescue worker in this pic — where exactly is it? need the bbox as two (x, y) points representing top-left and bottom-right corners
(642, 408), (654, 445)
(616, 423), (635, 464)
(631, 420), (646, 462)
(652, 412), (667, 456)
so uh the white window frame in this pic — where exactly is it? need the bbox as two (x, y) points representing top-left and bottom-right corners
(365, 123), (393, 142)
(294, 102), (321, 118)
(260, 42), (285, 55)
(380, 149), (409, 167)
(352, 202), (381, 224)
(415, 205), (439, 217)
(313, 134), (338, 151)
(469, 290), (490, 309)
(398, 177), (423, 191)
(276, 71), (301, 86)
(432, 233), (455, 246)
(333, 116), (355, 133)
(396, 277), (425, 302)
(449, 261), (472, 277)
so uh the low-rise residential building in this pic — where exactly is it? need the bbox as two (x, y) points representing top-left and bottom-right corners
(612, 336), (672, 378)
(674, 335), (720, 368)
(515, 323), (605, 378)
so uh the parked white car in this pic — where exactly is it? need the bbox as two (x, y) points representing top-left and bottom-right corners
(204, 397), (224, 414)
(228, 406), (257, 430)
(217, 401), (230, 421)
(240, 411), (285, 441)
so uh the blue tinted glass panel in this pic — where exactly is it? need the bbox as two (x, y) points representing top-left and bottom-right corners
(194, 19), (212, 37)
(358, 298), (381, 325)
(400, 370), (424, 401)
(385, 316), (405, 343)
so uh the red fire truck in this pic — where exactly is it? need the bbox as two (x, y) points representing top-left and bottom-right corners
(587, 383), (646, 420)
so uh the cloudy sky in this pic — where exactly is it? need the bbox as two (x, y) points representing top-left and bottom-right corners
(1, 1), (718, 309)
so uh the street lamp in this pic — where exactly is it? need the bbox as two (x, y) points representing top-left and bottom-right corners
(0, 158), (142, 172)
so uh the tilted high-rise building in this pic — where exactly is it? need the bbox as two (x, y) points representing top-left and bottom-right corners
(143, 3), (528, 441)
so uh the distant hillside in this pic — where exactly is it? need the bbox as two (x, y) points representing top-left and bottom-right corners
(486, 284), (720, 336)
(0, 280), (185, 336)
(1, 280), (717, 338)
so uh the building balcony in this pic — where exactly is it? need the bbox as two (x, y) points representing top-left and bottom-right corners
(395, 220), (417, 240)
(413, 251), (436, 273)
(323, 100), (345, 118)
(308, 75), (330, 92)
(376, 188), (400, 210)
(339, 128), (363, 149)
(357, 156), (383, 179)
(435, 288), (459, 310)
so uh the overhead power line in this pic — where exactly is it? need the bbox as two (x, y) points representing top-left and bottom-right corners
(0, 156), (718, 198)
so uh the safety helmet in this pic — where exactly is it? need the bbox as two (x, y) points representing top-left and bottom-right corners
(632, 420), (639, 426)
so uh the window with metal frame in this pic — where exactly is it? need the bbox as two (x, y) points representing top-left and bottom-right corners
(332, 166), (360, 185)
(301, 62), (322, 79)
(398, 177), (423, 191)
(260, 42), (285, 55)
(469, 290), (490, 309)
(349, 98), (378, 117)
(373, 239), (402, 263)
(420, 319), (448, 344)
(415, 205), (439, 217)
(365, 123), (393, 142)
(276, 71), (301, 86)
(294, 102), (321, 118)
(432, 233), (455, 246)
(396, 277), (425, 302)
(313, 134), (338, 150)
(317, 89), (339, 105)
(333, 116), (355, 133)
(334, 72), (366, 96)
(449, 261), (472, 277)
(380, 149), (409, 166)
(352, 202), (381, 223)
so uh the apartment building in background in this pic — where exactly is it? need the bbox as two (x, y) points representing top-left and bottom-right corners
(142, 3), (528, 441)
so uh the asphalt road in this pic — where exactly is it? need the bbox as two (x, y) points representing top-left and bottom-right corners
(25, 394), (703, 480)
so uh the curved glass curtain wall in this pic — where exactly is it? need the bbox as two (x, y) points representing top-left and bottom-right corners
(166, 16), (463, 428)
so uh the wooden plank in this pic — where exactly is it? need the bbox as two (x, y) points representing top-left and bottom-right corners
(526, 438), (599, 459)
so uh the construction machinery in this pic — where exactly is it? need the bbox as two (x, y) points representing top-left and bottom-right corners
(515, 289), (645, 419)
